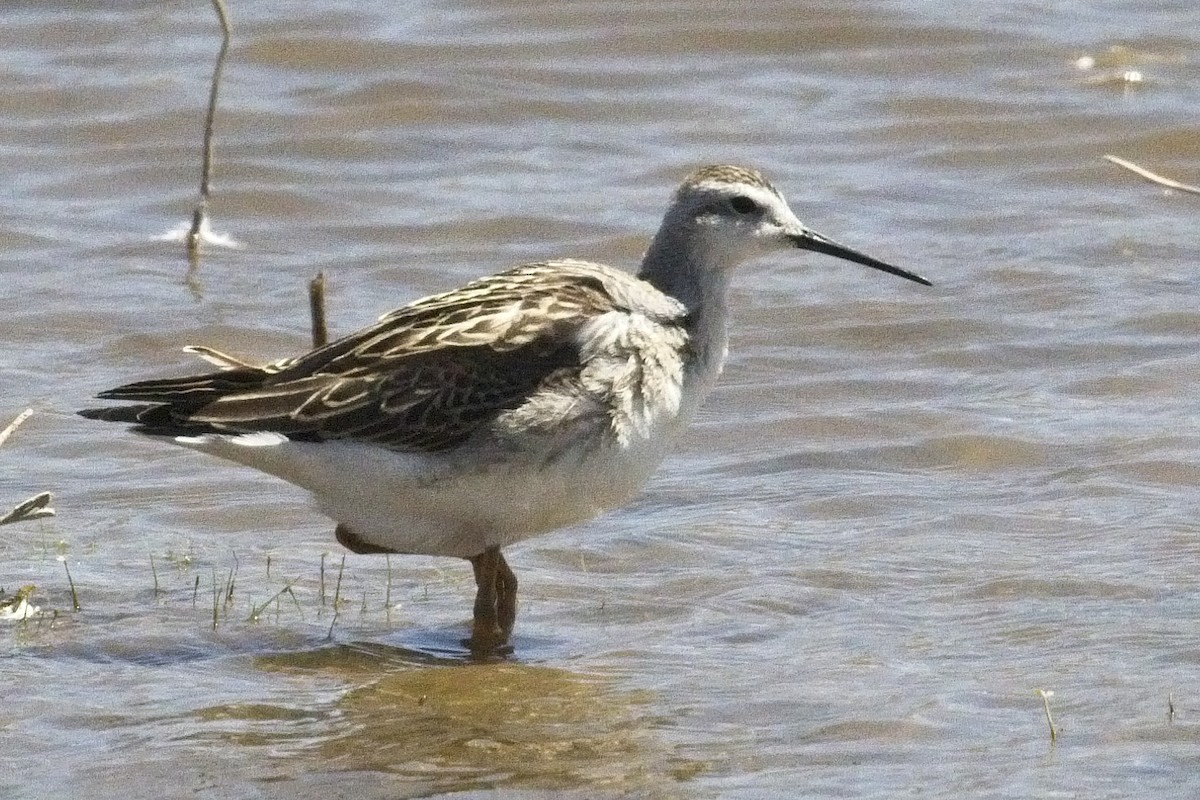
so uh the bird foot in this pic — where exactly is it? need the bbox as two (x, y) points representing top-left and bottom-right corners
(463, 625), (513, 657)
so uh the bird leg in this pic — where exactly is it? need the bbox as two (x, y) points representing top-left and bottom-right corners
(335, 527), (515, 652)
(467, 546), (505, 652)
(495, 551), (518, 638)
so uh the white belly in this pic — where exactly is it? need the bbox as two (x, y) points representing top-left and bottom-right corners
(173, 426), (681, 558)
(168, 315), (722, 559)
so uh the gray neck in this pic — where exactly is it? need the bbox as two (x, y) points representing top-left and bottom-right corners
(638, 223), (734, 382)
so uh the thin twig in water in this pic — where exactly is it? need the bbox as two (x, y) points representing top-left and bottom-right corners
(0, 410), (55, 526)
(332, 555), (346, 609)
(319, 552), (327, 607)
(211, 567), (220, 629)
(62, 558), (81, 612)
(385, 554), (392, 610)
(1036, 689), (1057, 744)
(187, 0), (233, 255)
(286, 585), (302, 617)
(326, 555), (347, 641)
(272, 587), (302, 623)
(224, 552), (239, 605)
(1104, 154), (1200, 196)
(151, 554), (161, 597)
(0, 408), (34, 448)
(309, 272), (329, 348)
(249, 581), (297, 622)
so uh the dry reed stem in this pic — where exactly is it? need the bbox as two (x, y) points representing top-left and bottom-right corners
(1, 410), (55, 526)
(0, 408), (34, 448)
(187, 0), (233, 255)
(309, 272), (329, 347)
(1036, 689), (1057, 744)
(1104, 154), (1200, 196)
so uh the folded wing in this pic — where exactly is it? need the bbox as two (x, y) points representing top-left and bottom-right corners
(81, 262), (649, 453)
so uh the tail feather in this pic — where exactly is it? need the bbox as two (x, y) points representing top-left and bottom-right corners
(77, 403), (223, 437)
(78, 404), (161, 424)
(95, 367), (268, 404)
(81, 366), (273, 436)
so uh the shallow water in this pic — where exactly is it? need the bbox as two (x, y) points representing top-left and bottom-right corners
(4, 1), (1200, 797)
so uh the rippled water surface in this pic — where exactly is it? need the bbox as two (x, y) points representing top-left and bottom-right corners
(4, 1), (1200, 797)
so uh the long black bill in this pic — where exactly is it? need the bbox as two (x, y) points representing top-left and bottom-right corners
(791, 229), (931, 286)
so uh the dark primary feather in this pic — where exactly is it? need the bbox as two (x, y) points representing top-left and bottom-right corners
(80, 261), (666, 453)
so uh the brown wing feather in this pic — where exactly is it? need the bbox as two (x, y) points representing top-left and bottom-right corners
(84, 262), (636, 453)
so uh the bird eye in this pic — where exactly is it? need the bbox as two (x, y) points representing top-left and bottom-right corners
(729, 195), (758, 214)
